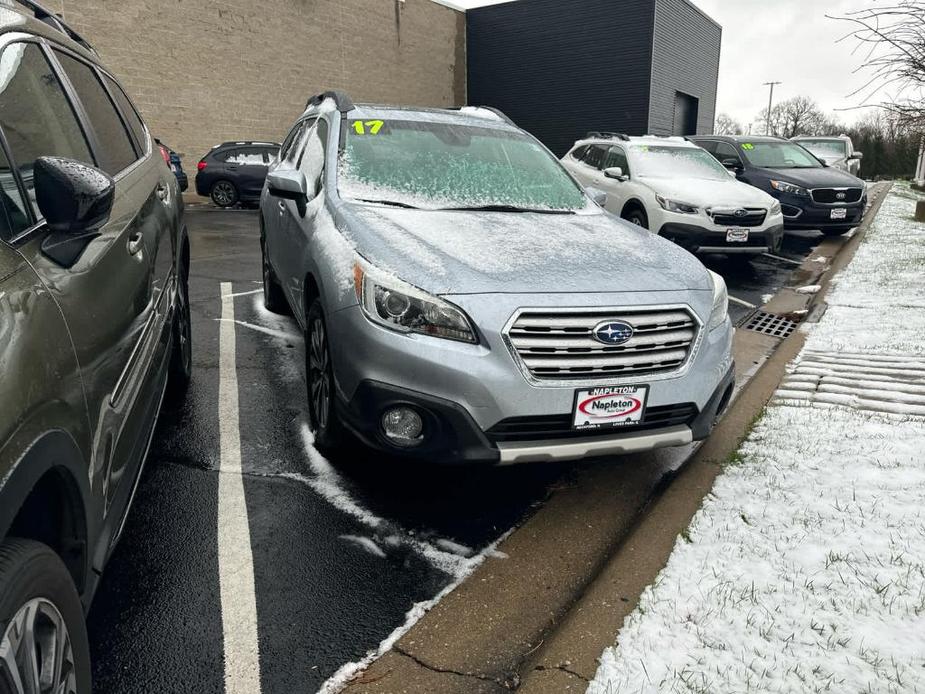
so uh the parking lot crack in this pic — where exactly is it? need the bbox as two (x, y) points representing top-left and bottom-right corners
(393, 645), (510, 688)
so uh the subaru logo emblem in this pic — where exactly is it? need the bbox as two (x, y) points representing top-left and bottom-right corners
(734, 208), (748, 218)
(836, 192), (846, 200)
(593, 320), (634, 345)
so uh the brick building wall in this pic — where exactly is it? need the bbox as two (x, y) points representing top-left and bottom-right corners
(46, 0), (465, 163)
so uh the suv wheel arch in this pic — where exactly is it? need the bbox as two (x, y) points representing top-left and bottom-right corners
(1, 432), (91, 600)
(621, 199), (649, 227)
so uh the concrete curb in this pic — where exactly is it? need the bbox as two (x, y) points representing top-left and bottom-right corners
(344, 183), (894, 693)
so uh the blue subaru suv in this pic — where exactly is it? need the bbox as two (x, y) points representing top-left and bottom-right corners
(691, 135), (866, 236)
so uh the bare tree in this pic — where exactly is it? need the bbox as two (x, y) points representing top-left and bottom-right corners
(830, 1), (925, 129)
(714, 113), (744, 135)
(754, 96), (832, 138)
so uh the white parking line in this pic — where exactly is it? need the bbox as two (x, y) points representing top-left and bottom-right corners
(217, 281), (263, 694)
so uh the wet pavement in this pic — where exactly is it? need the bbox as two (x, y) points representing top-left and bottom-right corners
(86, 204), (824, 693)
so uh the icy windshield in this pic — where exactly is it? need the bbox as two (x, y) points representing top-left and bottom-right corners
(337, 118), (587, 212)
(631, 146), (730, 181)
(798, 139), (847, 159)
(740, 142), (822, 169)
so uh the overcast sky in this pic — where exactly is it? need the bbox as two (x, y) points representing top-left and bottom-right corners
(445, 0), (881, 129)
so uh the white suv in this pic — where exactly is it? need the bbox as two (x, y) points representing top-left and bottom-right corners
(561, 134), (785, 256)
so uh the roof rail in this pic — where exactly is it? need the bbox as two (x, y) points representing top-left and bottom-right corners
(305, 90), (355, 114)
(14, 0), (96, 54)
(586, 131), (630, 141)
(478, 106), (516, 126)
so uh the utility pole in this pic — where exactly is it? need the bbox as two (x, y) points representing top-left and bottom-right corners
(763, 81), (782, 136)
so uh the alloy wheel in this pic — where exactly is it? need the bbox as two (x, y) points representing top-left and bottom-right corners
(212, 182), (235, 206)
(308, 317), (331, 431)
(0, 598), (78, 694)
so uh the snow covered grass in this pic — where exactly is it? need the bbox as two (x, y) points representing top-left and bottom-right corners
(588, 189), (925, 694)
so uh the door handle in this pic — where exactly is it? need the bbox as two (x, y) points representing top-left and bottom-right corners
(278, 201), (286, 213)
(127, 231), (144, 255)
(156, 182), (168, 201)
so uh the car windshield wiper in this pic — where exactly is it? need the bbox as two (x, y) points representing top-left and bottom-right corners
(353, 198), (421, 209)
(440, 204), (574, 214)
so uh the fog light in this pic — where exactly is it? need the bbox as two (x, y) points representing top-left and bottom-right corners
(381, 407), (424, 447)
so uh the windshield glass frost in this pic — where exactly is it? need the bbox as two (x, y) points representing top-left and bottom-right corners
(337, 119), (586, 211)
(631, 146), (731, 181)
(799, 140), (847, 158)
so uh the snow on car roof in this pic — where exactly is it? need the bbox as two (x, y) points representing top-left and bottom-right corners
(342, 104), (519, 130)
(575, 134), (698, 149)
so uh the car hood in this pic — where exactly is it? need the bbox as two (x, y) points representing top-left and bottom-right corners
(760, 166), (862, 187)
(339, 204), (712, 295)
(639, 176), (775, 208)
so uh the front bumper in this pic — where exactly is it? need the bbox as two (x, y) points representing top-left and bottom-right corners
(328, 295), (735, 465)
(775, 193), (866, 230)
(658, 222), (784, 255)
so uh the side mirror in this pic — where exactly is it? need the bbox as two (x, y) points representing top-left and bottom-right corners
(267, 169), (309, 202)
(585, 186), (607, 206)
(603, 166), (628, 181)
(35, 156), (115, 267)
(721, 158), (742, 171)
(850, 151), (863, 160)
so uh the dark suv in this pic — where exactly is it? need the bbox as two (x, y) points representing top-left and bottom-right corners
(195, 140), (280, 207)
(690, 135), (867, 236)
(0, 6), (191, 690)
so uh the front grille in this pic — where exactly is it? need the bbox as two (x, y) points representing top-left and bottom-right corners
(708, 208), (767, 227)
(487, 403), (698, 442)
(811, 188), (863, 204)
(506, 307), (699, 381)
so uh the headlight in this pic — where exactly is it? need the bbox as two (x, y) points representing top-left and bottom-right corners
(656, 194), (699, 214)
(769, 200), (782, 216)
(707, 270), (729, 331)
(354, 261), (477, 344)
(769, 180), (809, 197)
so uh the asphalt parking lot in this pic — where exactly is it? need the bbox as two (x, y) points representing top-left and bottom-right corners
(85, 203), (826, 693)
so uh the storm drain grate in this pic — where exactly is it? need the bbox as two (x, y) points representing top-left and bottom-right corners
(743, 311), (797, 339)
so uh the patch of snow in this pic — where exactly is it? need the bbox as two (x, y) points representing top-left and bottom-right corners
(316, 528), (513, 694)
(339, 535), (387, 559)
(214, 317), (297, 342)
(795, 284), (821, 294)
(434, 538), (474, 557)
(312, 203), (356, 298)
(761, 293), (774, 304)
(588, 189), (925, 694)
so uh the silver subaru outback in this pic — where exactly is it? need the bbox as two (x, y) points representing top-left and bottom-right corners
(260, 91), (734, 464)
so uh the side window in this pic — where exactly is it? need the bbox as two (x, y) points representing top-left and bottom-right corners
(604, 146), (629, 175)
(714, 142), (742, 164)
(54, 50), (137, 175)
(262, 146), (280, 163)
(216, 148), (238, 163)
(696, 140), (717, 155)
(298, 120), (327, 198)
(226, 148), (264, 165)
(0, 145), (31, 239)
(570, 145), (588, 161)
(103, 75), (148, 152)
(290, 119), (317, 168)
(582, 145), (606, 169)
(0, 42), (94, 218)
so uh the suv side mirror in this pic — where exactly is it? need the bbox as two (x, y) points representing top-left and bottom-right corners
(603, 166), (628, 181)
(267, 169), (311, 215)
(849, 151), (863, 160)
(585, 186), (607, 206)
(267, 169), (309, 202)
(35, 156), (115, 267)
(721, 158), (742, 171)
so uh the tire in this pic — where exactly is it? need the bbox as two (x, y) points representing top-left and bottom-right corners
(261, 242), (288, 314)
(305, 299), (343, 453)
(210, 180), (238, 208)
(821, 228), (851, 237)
(168, 260), (192, 397)
(623, 207), (649, 229)
(0, 539), (91, 694)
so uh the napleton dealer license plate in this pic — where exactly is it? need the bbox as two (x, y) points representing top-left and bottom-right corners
(573, 385), (648, 430)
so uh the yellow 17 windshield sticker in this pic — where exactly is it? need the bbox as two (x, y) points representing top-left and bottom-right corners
(351, 120), (384, 135)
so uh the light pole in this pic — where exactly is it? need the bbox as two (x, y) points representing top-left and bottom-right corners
(763, 81), (782, 135)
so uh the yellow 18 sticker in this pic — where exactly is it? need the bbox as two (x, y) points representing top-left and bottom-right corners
(741, 143), (755, 150)
(351, 120), (384, 135)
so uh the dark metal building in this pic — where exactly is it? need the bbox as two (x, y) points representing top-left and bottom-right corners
(466, 0), (721, 156)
